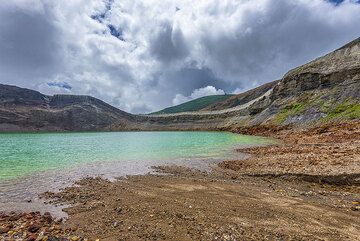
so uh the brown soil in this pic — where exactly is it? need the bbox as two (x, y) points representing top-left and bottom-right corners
(1, 121), (360, 241)
(221, 121), (360, 176)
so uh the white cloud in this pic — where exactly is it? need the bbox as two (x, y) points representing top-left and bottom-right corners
(172, 86), (225, 106)
(0, 0), (360, 113)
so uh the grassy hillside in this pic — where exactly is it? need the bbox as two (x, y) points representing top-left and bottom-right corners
(151, 95), (234, 114)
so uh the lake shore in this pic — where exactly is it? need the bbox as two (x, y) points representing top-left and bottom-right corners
(1, 121), (360, 240)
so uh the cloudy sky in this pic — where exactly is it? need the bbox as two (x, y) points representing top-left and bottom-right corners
(0, 0), (360, 113)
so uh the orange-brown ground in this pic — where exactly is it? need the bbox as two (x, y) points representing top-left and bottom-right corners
(1, 121), (360, 241)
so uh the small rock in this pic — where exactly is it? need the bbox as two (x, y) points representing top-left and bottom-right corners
(0, 226), (10, 234)
(70, 236), (80, 241)
(28, 224), (41, 233)
(47, 236), (60, 241)
(27, 233), (38, 241)
(43, 212), (52, 223)
(351, 206), (360, 211)
(9, 214), (21, 221)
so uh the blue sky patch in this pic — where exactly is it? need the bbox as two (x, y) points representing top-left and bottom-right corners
(108, 24), (125, 41)
(328, 0), (360, 5)
(90, 0), (114, 23)
(47, 82), (72, 90)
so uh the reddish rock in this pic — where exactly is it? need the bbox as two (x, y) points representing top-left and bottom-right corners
(43, 212), (53, 223)
(8, 214), (21, 221)
(0, 226), (10, 234)
(28, 223), (41, 233)
(25, 213), (34, 219)
(27, 233), (38, 241)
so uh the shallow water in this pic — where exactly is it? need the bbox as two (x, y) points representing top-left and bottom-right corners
(0, 131), (272, 215)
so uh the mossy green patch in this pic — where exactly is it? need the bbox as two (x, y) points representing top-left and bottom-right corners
(322, 102), (360, 121)
(274, 103), (305, 124)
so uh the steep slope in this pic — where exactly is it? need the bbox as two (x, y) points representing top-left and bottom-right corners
(0, 84), (134, 131)
(203, 80), (279, 111)
(151, 94), (234, 114)
(242, 37), (360, 126)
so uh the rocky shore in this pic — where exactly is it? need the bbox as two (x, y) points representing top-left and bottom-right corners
(1, 120), (359, 240)
(0, 211), (81, 241)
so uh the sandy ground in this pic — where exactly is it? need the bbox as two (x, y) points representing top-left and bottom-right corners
(1, 121), (360, 241)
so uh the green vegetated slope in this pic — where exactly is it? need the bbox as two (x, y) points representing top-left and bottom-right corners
(266, 37), (360, 126)
(151, 95), (234, 114)
(274, 94), (360, 125)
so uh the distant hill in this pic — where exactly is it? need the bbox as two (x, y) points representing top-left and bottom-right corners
(151, 94), (234, 114)
(0, 84), (133, 131)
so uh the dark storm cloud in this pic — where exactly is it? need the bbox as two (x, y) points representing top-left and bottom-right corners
(0, 7), (62, 85)
(197, 0), (360, 88)
(149, 21), (189, 63)
(159, 67), (235, 95)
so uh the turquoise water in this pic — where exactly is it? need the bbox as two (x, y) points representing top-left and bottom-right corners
(0, 131), (271, 181)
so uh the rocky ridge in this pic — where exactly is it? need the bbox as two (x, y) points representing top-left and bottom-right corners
(0, 85), (133, 131)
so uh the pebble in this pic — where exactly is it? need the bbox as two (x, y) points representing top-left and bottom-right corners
(28, 224), (41, 233)
(47, 236), (61, 241)
(43, 212), (52, 223)
(350, 206), (360, 211)
(0, 226), (10, 234)
(71, 235), (80, 241)
(27, 233), (38, 241)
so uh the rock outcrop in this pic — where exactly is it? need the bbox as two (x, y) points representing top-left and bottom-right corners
(243, 37), (360, 126)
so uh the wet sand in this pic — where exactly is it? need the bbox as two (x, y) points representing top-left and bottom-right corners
(1, 121), (360, 240)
